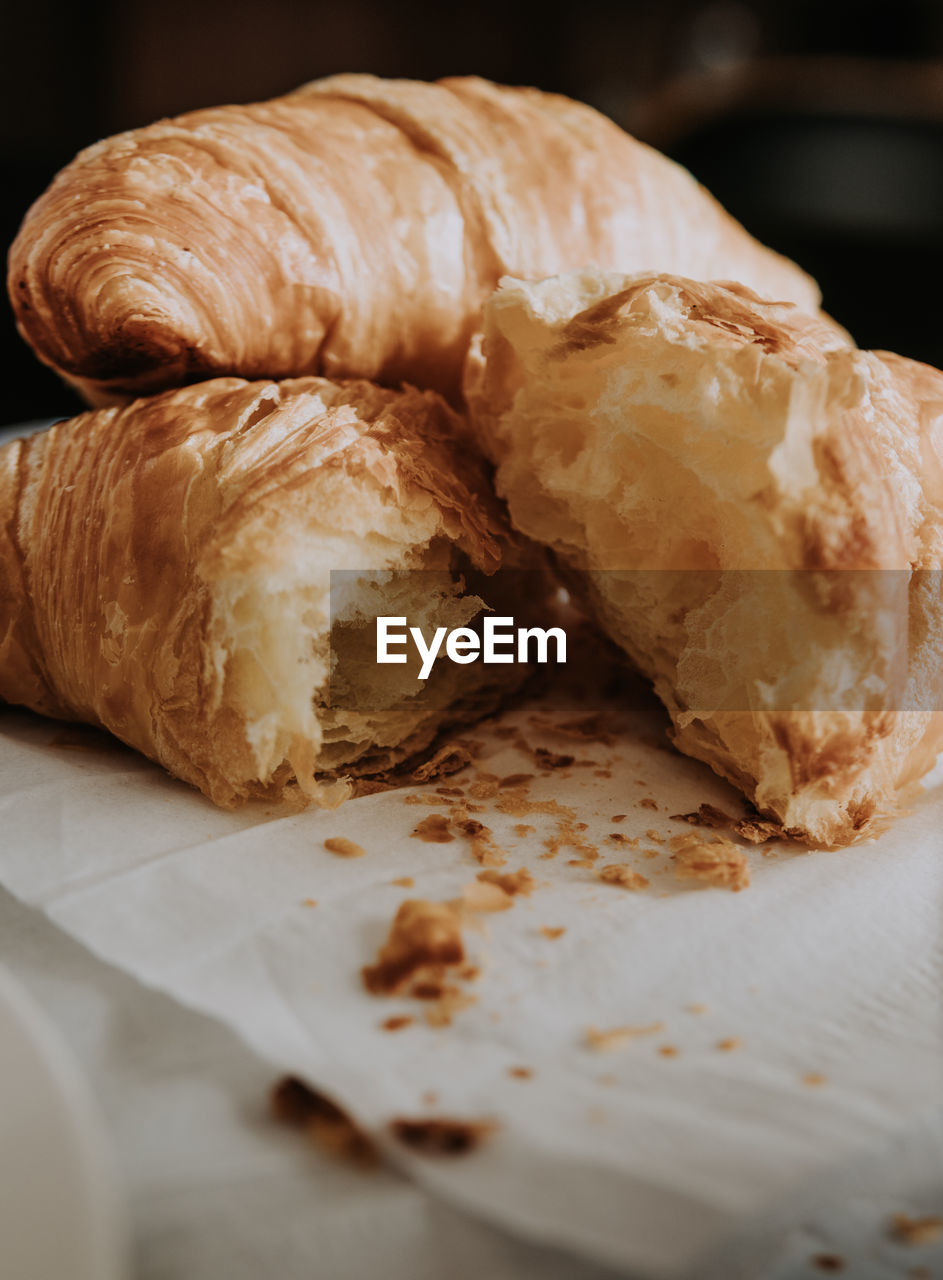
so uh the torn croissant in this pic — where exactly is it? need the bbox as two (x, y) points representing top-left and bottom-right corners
(9, 73), (820, 406)
(467, 269), (943, 846)
(0, 377), (526, 806)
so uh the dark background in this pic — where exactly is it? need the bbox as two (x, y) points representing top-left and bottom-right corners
(5, 0), (943, 425)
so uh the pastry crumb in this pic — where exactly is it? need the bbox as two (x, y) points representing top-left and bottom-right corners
(390, 1116), (499, 1155)
(453, 813), (508, 867)
(381, 1015), (413, 1032)
(411, 814), (454, 843)
(889, 1213), (943, 1246)
(672, 833), (750, 891)
(584, 1022), (664, 1051)
(811, 1254), (845, 1272)
(597, 864), (649, 890)
(670, 803), (734, 829)
(324, 836), (366, 858)
(270, 1076), (376, 1166)
(478, 867), (536, 897)
(734, 817), (789, 844)
(362, 900), (464, 995)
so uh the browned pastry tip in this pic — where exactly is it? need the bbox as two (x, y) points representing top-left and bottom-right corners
(9, 73), (821, 406)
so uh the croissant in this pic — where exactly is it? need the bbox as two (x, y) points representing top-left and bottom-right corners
(8, 73), (821, 407)
(0, 376), (526, 807)
(466, 269), (943, 846)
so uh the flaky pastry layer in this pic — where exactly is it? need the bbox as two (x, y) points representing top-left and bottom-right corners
(467, 269), (943, 845)
(0, 377), (523, 806)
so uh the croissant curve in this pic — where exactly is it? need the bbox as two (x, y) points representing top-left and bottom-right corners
(8, 74), (821, 406)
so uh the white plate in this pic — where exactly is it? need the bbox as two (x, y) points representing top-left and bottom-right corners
(0, 965), (128, 1280)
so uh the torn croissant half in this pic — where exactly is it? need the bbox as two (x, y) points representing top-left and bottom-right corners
(9, 73), (820, 406)
(0, 377), (529, 807)
(467, 269), (943, 846)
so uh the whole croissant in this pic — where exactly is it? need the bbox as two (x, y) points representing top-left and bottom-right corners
(9, 74), (820, 406)
(0, 377), (523, 806)
(467, 269), (943, 846)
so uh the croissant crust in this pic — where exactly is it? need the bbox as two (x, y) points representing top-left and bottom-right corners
(8, 74), (820, 405)
(0, 377), (520, 806)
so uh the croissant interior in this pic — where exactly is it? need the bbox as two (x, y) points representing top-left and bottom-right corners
(466, 268), (943, 845)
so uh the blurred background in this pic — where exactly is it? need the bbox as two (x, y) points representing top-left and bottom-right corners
(5, 0), (943, 424)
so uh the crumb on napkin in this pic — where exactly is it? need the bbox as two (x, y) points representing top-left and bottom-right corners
(390, 1116), (499, 1155)
(889, 1213), (943, 1246)
(584, 1022), (664, 1051)
(362, 900), (464, 995)
(270, 1076), (376, 1166)
(324, 836), (366, 859)
(597, 864), (649, 890)
(411, 813), (454, 843)
(671, 833), (750, 891)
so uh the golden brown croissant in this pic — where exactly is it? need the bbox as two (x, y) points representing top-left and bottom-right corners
(466, 269), (943, 846)
(8, 74), (821, 407)
(0, 376), (527, 807)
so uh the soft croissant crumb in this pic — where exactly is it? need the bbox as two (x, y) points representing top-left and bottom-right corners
(467, 268), (943, 847)
(8, 74), (820, 406)
(0, 376), (527, 807)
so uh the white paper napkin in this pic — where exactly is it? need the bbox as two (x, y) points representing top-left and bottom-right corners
(1, 688), (941, 1279)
